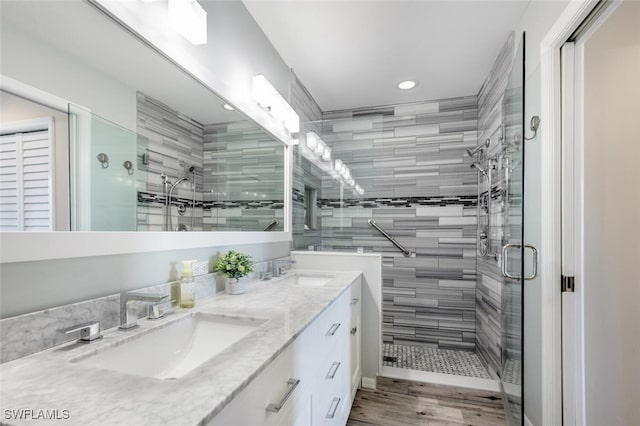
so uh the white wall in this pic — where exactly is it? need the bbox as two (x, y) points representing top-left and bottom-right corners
(582, 2), (640, 423)
(0, 20), (137, 130)
(513, 1), (571, 425)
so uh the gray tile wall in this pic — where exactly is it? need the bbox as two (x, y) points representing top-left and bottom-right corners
(136, 92), (205, 232)
(202, 121), (284, 232)
(318, 97), (480, 351)
(136, 93), (286, 232)
(475, 33), (515, 377)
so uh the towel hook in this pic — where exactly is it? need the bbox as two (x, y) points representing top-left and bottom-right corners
(123, 160), (134, 175)
(96, 153), (109, 168)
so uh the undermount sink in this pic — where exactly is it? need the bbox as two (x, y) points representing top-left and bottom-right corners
(72, 313), (266, 380)
(277, 273), (335, 287)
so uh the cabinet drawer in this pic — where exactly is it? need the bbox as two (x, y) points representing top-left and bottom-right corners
(315, 292), (350, 358)
(208, 327), (314, 426)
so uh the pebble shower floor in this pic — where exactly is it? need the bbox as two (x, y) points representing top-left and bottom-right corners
(382, 343), (492, 379)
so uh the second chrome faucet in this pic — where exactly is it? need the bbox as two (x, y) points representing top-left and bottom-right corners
(119, 291), (169, 331)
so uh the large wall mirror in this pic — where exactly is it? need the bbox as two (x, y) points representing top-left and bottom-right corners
(0, 0), (286, 235)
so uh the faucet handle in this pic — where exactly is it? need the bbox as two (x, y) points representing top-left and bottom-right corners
(58, 321), (102, 344)
(147, 299), (176, 320)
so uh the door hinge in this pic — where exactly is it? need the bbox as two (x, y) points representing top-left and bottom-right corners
(561, 275), (575, 292)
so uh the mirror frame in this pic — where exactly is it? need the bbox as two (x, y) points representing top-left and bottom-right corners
(0, 3), (294, 264)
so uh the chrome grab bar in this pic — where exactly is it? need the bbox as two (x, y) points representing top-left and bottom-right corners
(263, 218), (279, 231)
(266, 378), (300, 413)
(501, 243), (539, 280)
(368, 218), (413, 257)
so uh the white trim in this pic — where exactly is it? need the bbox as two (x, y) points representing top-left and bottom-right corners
(381, 366), (501, 393)
(538, 1), (600, 425)
(0, 75), (69, 112)
(560, 42), (578, 426)
(361, 376), (376, 390)
(47, 117), (56, 230)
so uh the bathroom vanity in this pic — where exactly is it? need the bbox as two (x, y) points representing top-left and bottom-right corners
(0, 270), (361, 425)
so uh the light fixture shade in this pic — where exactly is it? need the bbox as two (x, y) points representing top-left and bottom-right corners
(253, 74), (300, 134)
(283, 107), (300, 134)
(306, 132), (319, 151)
(322, 146), (331, 161)
(168, 0), (207, 45)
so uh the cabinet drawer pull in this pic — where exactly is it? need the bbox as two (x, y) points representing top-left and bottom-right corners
(350, 326), (357, 335)
(266, 378), (300, 413)
(326, 323), (341, 336)
(326, 362), (341, 379)
(351, 298), (359, 305)
(326, 397), (341, 419)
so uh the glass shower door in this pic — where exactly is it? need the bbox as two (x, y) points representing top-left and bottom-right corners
(500, 34), (525, 425)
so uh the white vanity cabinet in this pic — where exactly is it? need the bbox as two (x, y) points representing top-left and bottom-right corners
(208, 278), (362, 426)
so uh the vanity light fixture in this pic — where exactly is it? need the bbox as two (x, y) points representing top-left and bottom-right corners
(253, 74), (300, 134)
(306, 132), (319, 151)
(222, 104), (234, 111)
(168, 0), (207, 45)
(398, 80), (417, 90)
(322, 146), (331, 162)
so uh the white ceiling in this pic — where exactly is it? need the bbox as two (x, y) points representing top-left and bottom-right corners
(244, 0), (530, 111)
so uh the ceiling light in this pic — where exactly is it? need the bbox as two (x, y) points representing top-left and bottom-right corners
(398, 80), (417, 90)
(222, 104), (234, 111)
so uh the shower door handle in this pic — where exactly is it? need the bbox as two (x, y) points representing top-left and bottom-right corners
(501, 243), (538, 280)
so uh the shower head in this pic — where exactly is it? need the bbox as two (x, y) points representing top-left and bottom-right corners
(466, 139), (491, 157)
(471, 162), (488, 177)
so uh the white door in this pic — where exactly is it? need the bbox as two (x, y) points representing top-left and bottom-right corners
(562, 2), (640, 424)
(0, 119), (54, 231)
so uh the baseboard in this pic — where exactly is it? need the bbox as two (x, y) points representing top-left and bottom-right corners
(381, 366), (501, 392)
(361, 376), (376, 389)
(524, 414), (534, 426)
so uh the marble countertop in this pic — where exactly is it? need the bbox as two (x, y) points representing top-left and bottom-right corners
(0, 269), (361, 426)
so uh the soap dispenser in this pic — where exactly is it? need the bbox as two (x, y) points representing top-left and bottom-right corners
(179, 260), (196, 308)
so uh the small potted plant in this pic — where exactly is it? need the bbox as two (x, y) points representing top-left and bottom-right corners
(214, 250), (255, 295)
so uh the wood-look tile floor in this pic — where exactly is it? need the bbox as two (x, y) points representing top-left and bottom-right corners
(347, 377), (507, 426)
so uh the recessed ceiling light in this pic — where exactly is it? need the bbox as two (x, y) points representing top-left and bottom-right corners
(398, 80), (417, 90)
(222, 103), (235, 111)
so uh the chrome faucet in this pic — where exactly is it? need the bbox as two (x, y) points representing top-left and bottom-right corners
(272, 259), (296, 278)
(119, 291), (169, 331)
